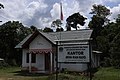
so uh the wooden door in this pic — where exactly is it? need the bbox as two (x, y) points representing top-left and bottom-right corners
(45, 53), (50, 71)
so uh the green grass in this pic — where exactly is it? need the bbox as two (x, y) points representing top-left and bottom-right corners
(0, 67), (120, 80)
(0, 67), (47, 80)
(93, 67), (120, 80)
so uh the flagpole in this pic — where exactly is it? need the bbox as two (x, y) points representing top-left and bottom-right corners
(60, 2), (63, 21)
(55, 3), (63, 80)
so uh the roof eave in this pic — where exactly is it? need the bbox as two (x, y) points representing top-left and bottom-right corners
(54, 38), (93, 42)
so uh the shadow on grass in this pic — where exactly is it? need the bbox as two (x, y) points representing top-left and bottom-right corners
(91, 68), (99, 74)
(13, 71), (49, 77)
(11, 68), (99, 78)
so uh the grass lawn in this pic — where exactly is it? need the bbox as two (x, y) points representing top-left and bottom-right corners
(0, 67), (120, 80)
(0, 66), (84, 80)
(0, 67), (47, 80)
(93, 67), (120, 80)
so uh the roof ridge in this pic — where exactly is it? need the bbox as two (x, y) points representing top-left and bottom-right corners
(15, 29), (93, 48)
(39, 29), (92, 34)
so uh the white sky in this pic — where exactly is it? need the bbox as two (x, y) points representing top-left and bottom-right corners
(0, 0), (120, 29)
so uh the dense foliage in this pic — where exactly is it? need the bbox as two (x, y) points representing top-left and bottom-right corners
(0, 3), (4, 9)
(0, 21), (32, 66)
(51, 19), (64, 32)
(88, 4), (120, 68)
(97, 14), (120, 68)
(66, 12), (86, 30)
(89, 4), (110, 38)
(43, 27), (53, 32)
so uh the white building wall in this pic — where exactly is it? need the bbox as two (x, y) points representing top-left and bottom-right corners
(53, 54), (88, 72)
(29, 35), (52, 49)
(28, 34), (52, 71)
(22, 49), (45, 71)
(22, 49), (38, 68)
(22, 49), (29, 67)
(36, 54), (44, 70)
(92, 53), (99, 67)
(59, 63), (87, 72)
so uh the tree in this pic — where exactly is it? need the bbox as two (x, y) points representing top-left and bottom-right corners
(51, 19), (63, 32)
(66, 12), (87, 30)
(30, 25), (37, 32)
(109, 15), (120, 68)
(56, 27), (64, 32)
(116, 14), (120, 23)
(96, 14), (120, 68)
(109, 33), (120, 68)
(43, 27), (53, 32)
(0, 3), (4, 22)
(0, 21), (32, 65)
(90, 4), (110, 17)
(89, 15), (105, 38)
(0, 3), (4, 9)
(89, 4), (110, 38)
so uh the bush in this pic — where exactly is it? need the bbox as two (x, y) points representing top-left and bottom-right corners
(100, 57), (111, 67)
(0, 60), (9, 68)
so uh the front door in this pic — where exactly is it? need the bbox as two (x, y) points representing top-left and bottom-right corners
(45, 53), (50, 71)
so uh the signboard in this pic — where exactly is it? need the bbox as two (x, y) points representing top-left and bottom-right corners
(58, 45), (90, 63)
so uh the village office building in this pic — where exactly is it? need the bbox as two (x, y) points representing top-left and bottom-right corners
(15, 29), (101, 73)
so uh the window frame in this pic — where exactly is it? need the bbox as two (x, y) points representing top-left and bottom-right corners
(26, 53), (36, 63)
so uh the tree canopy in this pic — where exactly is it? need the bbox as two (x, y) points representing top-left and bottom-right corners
(51, 19), (62, 28)
(0, 3), (4, 22)
(0, 21), (32, 65)
(51, 19), (63, 32)
(90, 4), (110, 17)
(43, 27), (53, 32)
(89, 4), (110, 38)
(30, 25), (37, 32)
(66, 12), (86, 30)
(0, 3), (4, 9)
(96, 14), (120, 68)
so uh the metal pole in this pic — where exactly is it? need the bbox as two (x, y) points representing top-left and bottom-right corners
(50, 52), (53, 73)
(56, 41), (58, 80)
(87, 63), (89, 80)
(90, 60), (92, 80)
(29, 53), (32, 73)
(89, 41), (92, 80)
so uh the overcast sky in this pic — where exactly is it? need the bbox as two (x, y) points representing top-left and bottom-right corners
(0, 0), (120, 29)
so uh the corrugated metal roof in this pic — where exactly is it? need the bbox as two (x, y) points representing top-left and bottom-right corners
(40, 32), (57, 44)
(15, 34), (32, 48)
(0, 58), (4, 61)
(93, 50), (102, 54)
(44, 29), (93, 42)
(15, 29), (93, 48)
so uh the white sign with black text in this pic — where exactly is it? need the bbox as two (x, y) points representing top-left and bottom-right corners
(58, 45), (90, 63)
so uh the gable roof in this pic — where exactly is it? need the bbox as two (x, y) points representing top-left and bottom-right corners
(15, 30), (54, 49)
(15, 29), (93, 48)
(49, 29), (93, 41)
(15, 34), (32, 48)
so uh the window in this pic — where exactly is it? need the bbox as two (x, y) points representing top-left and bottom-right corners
(26, 53), (29, 63)
(26, 53), (36, 63)
(31, 53), (36, 63)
